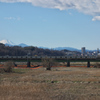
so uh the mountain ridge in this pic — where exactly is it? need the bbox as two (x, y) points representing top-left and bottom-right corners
(0, 39), (97, 52)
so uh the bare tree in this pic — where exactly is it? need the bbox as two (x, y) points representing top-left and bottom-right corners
(3, 61), (14, 73)
(42, 58), (56, 70)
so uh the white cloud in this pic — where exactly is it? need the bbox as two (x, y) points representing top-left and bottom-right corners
(4, 17), (21, 20)
(1, 0), (100, 21)
(92, 16), (100, 21)
(5, 17), (15, 20)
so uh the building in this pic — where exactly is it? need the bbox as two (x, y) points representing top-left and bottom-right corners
(81, 47), (85, 56)
(97, 48), (99, 54)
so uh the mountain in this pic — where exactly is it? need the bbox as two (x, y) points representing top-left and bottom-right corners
(39, 46), (49, 49)
(0, 39), (15, 46)
(18, 43), (28, 47)
(0, 39), (81, 51)
(39, 47), (81, 52)
(53, 47), (81, 52)
(0, 39), (97, 52)
(0, 39), (28, 47)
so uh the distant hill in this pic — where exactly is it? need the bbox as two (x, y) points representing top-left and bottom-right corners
(0, 39), (97, 52)
(53, 47), (81, 52)
(18, 43), (28, 47)
(39, 46), (81, 52)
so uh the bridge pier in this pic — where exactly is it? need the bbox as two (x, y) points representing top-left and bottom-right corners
(87, 61), (90, 68)
(67, 61), (70, 67)
(27, 61), (31, 67)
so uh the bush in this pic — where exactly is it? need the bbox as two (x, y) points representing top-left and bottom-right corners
(0, 68), (5, 73)
(42, 58), (56, 70)
(3, 61), (14, 73)
(93, 63), (100, 68)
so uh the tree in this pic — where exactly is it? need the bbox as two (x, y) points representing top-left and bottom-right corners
(42, 58), (56, 70)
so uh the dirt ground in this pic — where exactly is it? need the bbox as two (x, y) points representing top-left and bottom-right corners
(0, 67), (100, 100)
(0, 61), (95, 69)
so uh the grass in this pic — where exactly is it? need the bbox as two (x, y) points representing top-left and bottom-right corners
(12, 68), (30, 73)
(0, 67), (100, 100)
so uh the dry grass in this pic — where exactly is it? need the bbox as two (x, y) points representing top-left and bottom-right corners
(0, 67), (100, 100)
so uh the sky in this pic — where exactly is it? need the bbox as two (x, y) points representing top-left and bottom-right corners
(0, 0), (100, 50)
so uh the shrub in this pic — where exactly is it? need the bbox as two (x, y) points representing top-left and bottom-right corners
(0, 68), (5, 73)
(42, 58), (56, 70)
(3, 61), (14, 73)
(93, 63), (100, 68)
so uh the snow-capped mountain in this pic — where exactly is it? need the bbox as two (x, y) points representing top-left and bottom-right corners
(0, 39), (28, 47)
(0, 39), (15, 46)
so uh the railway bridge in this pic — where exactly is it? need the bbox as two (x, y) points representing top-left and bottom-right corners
(0, 56), (100, 67)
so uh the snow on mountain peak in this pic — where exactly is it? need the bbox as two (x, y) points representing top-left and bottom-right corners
(0, 39), (15, 45)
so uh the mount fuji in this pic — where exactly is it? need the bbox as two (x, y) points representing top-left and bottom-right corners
(0, 39), (15, 46)
(0, 39), (28, 47)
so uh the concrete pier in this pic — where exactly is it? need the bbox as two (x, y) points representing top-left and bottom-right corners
(87, 61), (90, 68)
(27, 61), (31, 67)
(67, 61), (70, 67)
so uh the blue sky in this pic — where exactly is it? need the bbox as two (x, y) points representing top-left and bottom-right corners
(0, 0), (100, 50)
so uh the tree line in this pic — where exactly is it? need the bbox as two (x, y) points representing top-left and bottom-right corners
(0, 43), (65, 56)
